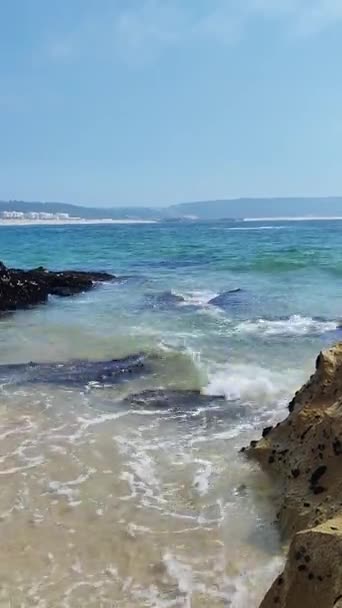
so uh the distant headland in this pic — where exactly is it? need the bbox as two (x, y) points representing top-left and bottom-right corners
(1, 197), (342, 223)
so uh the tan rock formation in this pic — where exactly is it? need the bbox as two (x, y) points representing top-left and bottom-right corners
(260, 517), (342, 608)
(246, 343), (342, 608)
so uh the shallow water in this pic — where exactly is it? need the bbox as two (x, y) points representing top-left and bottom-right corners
(0, 219), (341, 606)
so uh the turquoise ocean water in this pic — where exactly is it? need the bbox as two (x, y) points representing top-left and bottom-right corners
(0, 220), (341, 607)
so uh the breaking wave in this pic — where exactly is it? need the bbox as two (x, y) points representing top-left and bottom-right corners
(235, 315), (338, 337)
(202, 361), (303, 407)
(175, 289), (219, 307)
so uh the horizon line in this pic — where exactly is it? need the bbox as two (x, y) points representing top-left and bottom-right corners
(2, 195), (342, 209)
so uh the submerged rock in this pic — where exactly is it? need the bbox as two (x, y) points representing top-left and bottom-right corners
(0, 261), (115, 312)
(148, 290), (185, 309)
(123, 389), (247, 426)
(246, 342), (342, 607)
(125, 389), (225, 411)
(0, 354), (148, 387)
(208, 288), (242, 308)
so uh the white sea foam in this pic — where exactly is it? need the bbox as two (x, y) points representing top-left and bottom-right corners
(230, 556), (284, 608)
(225, 226), (284, 231)
(203, 362), (302, 406)
(47, 469), (95, 505)
(192, 460), (213, 496)
(163, 552), (193, 598)
(245, 216), (342, 221)
(116, 435), (161, 504)
(235, 314), (338, 337)
(0, 372), (286, 607)
(174, 289), (219, 307)
(47, 480), (79, 503)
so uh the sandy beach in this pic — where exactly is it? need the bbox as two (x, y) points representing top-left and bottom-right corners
(244, 216), (342, 222)
(0, 218), (158, 226)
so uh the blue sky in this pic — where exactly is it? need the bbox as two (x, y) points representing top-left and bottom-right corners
(1, 0), (342, 207)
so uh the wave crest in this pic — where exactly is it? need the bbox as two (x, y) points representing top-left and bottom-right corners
(235, 315), (338, 337)
(202, 363), (303, 406)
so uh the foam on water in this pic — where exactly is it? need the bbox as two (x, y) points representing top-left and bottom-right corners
(174, 289), (219, 307)
(202, 361), (301, 407)
(0, 364), (287, 607)
(225, 226), (284, 231)
(47, 468), (96, 506)
(229, 556), (284, 607)
(192, 459), (213, 497)
(2, 220), (337, 606)
(163, 552), (193, 597)
(117, 433), (161, 505)
(235, 314), (338, 336)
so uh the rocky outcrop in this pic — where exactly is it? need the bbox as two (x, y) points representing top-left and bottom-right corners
(0, 354), (147, 387)
(259, 516), (342, 608)
(125, 389), (227, 413)
(147, 290), (185, 309)
(246, 343), (342, 608)
(0, 262), (114, 311)
(208, 288), (242, 307)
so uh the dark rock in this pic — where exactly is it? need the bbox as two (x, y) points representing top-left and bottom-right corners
(208, 289), (243, 308)
(288, 397), (296, 413)
(313, 486), (326, 495)
(262, 426), (273, 438)
(121, 389), (247, 427)
(124, 389), (226, 414)
(310, 465), (327, 488)
(300, 426), (313, 441)
(315, 353), (323, 370)
(147, 290), (185, 309)
(0, 261), (115, 312)
(333, 438), (342, 456)
(0, 354), (147, 387)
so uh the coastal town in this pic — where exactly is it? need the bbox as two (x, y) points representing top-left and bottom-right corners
(0, 209), (155, 225)
(0, 210), (78, 221)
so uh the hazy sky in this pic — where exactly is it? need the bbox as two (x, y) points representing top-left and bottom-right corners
(1, 0), (342, 206)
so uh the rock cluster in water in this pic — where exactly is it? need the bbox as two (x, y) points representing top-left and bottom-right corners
(0, 354), (147, 386)
(246, 342), (342, 608)
(0, 262), (114, 311)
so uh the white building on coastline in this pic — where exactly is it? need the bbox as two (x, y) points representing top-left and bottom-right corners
(1, 211), (25, 219)
(0, 211), (79, 221)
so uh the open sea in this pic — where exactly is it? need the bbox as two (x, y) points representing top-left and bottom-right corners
(1, 219), (342, 607)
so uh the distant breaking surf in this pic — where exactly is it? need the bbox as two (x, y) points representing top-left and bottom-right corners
(243, 216), (342, 222)
(0, 219), (157, 226)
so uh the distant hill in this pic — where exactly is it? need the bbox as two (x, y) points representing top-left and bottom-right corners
(0, 200), (163, 220)
(169, 197), (342, 219)
(2, 197), (342, 221)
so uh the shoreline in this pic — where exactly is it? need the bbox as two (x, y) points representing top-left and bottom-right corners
(247, 343), (342, 607)
(244, 216), (342, 222)
(1, 223), (337, 606)
(0, 218), (158, 226)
